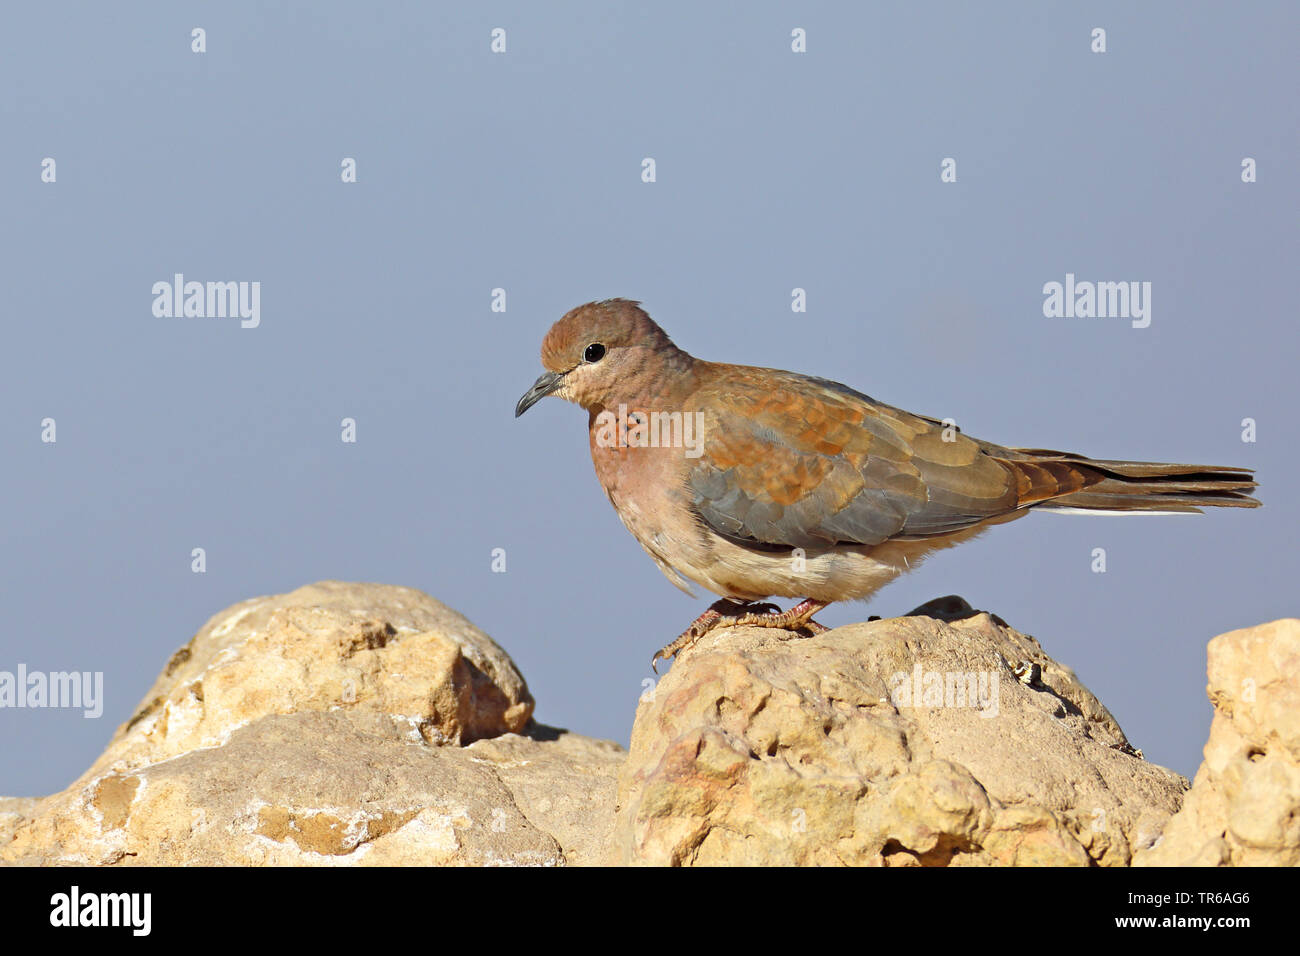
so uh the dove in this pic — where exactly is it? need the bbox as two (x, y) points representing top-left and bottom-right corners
(515, 299), (1259, 669)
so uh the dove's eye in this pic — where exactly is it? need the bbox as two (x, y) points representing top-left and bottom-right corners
(584, 343), (606, 363)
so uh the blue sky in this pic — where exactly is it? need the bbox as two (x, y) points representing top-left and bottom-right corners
(2, 1), (1296, 794)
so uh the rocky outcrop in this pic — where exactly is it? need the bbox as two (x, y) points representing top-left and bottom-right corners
(0, 582), (623, 866)
(613, 596), (1186, 866)
(0, 799), (38, 850)
(94, 579), (536, 771)
(1, 583), (1295, 867)
(1135, 618), (1300, 866)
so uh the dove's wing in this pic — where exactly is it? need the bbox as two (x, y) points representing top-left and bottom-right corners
(684, 366), (1094, 549)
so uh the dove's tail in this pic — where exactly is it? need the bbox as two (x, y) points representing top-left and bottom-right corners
(1000, 449), (1260, 515)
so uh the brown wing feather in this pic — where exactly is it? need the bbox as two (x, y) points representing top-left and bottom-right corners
(685, 366), (1258, 550)
(686, 367), (1036, 547)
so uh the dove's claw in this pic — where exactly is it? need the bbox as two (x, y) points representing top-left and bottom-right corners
(651, 598), (831, 670)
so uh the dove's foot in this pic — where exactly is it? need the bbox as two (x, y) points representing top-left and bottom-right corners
(764, 598), (831, 635)
(651, 598), (830, 671)
(650, 599), (754, 671)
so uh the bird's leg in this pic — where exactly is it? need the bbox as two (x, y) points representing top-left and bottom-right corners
(651, 599), (745, 672)
(651, 598), (830, 671)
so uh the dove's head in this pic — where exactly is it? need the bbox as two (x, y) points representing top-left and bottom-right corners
(515, 298), (685, 416)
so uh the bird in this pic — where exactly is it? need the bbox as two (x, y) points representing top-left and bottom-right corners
(515, 298), (1260, 670)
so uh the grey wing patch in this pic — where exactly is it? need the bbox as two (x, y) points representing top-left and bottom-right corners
(687, 456), (916, 550)
(689, 466), (836, 549)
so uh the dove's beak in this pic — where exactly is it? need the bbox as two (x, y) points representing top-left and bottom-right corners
(515, 370), (565, 417)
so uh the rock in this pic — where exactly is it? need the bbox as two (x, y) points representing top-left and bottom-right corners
(5, 581), (1293, 867)
(0, 582), (624, 866)
(97, 580), (536, 776)
(0, 798), (38, 849)
(2, 711), (623, 866)
(612, 596), (1187, 866)
(1134, 618), (1300, 867)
